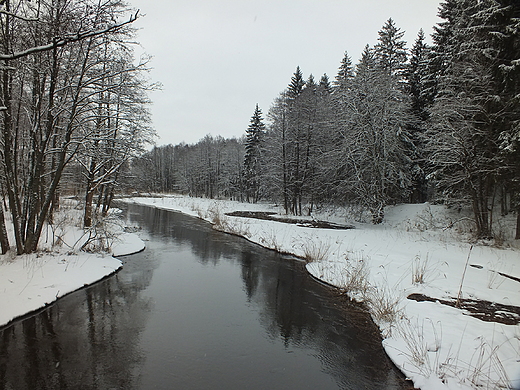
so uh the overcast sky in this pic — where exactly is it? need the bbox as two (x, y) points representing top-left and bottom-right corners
(127, 0), (442, 146)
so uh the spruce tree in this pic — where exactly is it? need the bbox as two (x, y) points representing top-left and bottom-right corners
(374, 18), (408, 82)
(318, 74), (332, 94)
(425, 0), (520, 238)
(406, 29), (431, 203)
(287, 66), (305, 99)
(243, 104), (266, 203)
(407, 29), (430, 121)
(333, 51), (354, 90)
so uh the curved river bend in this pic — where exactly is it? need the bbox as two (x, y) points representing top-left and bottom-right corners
(0, 204), (410, 389)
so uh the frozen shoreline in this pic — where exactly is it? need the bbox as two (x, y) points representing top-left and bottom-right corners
(0, 231), (145, 328)
(121, 195), (520, 390)
(1, 195), (518, 389)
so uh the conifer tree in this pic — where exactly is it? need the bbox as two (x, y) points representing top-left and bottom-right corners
(287, 66), (305, 99)
(374, 18), (408, 82)
(284, 67), (306, 214)
(318, 74), (332, 94)
(333, 51), (355, 91)
(406, 29), (431, 203)
(244, 104), (266, 202)
(407, 29), (430, 121)
(426, 0), (520, 238)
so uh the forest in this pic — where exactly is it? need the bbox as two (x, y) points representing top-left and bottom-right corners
(1, 0), (519, 256)
(131, 0), (520, 240)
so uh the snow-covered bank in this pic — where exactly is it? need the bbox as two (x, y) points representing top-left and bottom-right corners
(0, 210), (145, 328)
(121, 195), (520, 390)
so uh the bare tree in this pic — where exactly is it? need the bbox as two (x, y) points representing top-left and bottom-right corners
(0, 0), (139, 253)
(336, 46), (413, 223)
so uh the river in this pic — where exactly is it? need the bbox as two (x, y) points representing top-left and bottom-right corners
(0, 203), (411, 389)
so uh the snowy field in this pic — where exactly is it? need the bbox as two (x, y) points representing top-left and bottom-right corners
(0, 203), (145, 328)
(120, 195), (520, 390)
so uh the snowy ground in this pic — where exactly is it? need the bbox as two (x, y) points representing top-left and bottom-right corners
(120, 195), (520, 390)
(0, 202), (145, 328)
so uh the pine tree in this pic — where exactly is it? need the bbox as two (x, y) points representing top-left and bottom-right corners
(243, 104), (266, 202)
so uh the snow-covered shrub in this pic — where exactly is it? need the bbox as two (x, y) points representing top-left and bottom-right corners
(342, 203), (371, 223)
(80, 212), (123, 253)
(190, 202), (205, 219)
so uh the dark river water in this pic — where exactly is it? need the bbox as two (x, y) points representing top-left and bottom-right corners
(0, 204), (410, 390)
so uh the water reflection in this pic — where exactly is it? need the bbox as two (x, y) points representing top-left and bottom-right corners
(0, 204), (408, 390)
(0, 274), (153, 389)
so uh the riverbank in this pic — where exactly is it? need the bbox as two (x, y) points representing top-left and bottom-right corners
(120, 195), (520, 390)
(0, 205), (145, 328)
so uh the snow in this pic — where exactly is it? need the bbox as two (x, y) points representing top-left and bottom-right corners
(1, 194), (517, 389)
(0, 206), (145, 328)
(112, 232), (145, 257)
(120, 195), (520, 390)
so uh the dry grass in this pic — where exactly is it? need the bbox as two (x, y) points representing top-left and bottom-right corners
(390, 318), (512, 389)
(299, 238), (332, 263)
(341, 252), (371, 298)
(259, 229), (282, 252)
(368, 283), (402, 324)
(412, 253), (429, 285)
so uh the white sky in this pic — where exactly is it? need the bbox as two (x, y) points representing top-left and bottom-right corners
(127, 0), (443, 146)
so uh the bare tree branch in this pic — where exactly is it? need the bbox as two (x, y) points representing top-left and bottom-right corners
(0, 9), (38, 21)
(0, 10), (139, 61)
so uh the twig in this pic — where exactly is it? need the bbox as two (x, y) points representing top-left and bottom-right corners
(0, 9), (39, 22)
(456, 245), (473, 308)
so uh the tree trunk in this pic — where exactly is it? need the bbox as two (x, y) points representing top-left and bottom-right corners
(0, 200), (9, 254)
(500, 183), (509, 216)
(515, 207), (520, 240)
(282, 131), (289, 214)
(102, 185), (114, 216)
(2, 61), (24, 254)
(471, 176), (494, 239)
(84, 189), (95, 228)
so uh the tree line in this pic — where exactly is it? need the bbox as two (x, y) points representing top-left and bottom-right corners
(0, 0), (155, 254)
(141, 1), (517, 240)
